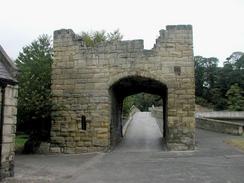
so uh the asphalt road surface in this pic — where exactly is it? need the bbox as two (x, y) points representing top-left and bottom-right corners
(115, 112), (163, 152)
(4, 112), (244, 183)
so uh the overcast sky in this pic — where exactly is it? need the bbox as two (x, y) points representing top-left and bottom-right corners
(1, 0), (243, 64)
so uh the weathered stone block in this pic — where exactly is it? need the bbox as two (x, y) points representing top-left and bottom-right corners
(50, 147), (61, 153)
(52, 137), (65, 144)
(37, 143), (50, 154)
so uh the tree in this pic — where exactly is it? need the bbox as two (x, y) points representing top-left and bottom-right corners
(194, 56), (219, 101)
(81, 29), (123, 47)
(194, 53), (244, 111)
(235, 55), (244, 69)
(226, 84), (244, 111)
(122, 93), (162, 117)
(16, 35), (53, 152)
(194, 56), (205, 97)
(225, 52), (244, 69)
(81, 30), (107, 47)
(107, 29), (123, 42)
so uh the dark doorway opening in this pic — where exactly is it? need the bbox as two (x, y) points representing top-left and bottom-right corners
(109, 76), (168, 148)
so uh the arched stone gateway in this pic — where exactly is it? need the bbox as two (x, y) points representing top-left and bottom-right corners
(109, 76), (168, 146)
(51, 25), (195, 153)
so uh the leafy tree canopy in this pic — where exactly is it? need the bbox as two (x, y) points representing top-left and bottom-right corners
(195, 53), (244, 111)
(123, 93), (162, 117)
(226, 84), (244, 111)
(16, 34), (53, 142)
(80, 29), (123, 47)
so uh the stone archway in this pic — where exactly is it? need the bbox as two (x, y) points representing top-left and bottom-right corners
(50, 25), (195, 153)
(109, 76), (168, 147)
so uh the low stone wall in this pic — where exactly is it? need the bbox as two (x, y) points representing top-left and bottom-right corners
(122, 106), (140, 136)
(196, 117), (244, 135)
(196, 112), (244, 120)
(150, 106), (163, 135)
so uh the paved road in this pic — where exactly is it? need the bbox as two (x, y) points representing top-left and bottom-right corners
(4, 112), (244, 183)
(116, 112), (163, 152)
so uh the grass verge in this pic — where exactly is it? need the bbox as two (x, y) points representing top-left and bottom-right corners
(225, 137), (244, 152)
(15, 134), (28, 153)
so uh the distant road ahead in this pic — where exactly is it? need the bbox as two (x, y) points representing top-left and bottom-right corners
(115, 112), (163, 152)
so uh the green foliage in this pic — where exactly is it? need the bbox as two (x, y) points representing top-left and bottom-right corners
(210, 88), (227, 110)
(123, 96), (134, 117)
(15, 134), (28, 153)
(123, 93), (162, 116)
(81, 29), (123, 47)
(235, 55), (244, 69)
(194, 56), (219, 100)
(81, 31), (106, 47)
(194, 53), (244, 111)
(226, 84), (244, 111)
(194, 56), (205, 97)
(107, 29), (123, 42)
(225, 52), (244, 69)
(16, 35), (53, 141)
(195, 97), (212, 108)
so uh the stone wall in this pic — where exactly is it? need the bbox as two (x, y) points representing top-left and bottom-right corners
(196, 112), (244, 120)
(51, 25), (195, 152)
(196, 117), (243, 135)
(150, 106), (164, 135)
(1, 85), (18, 178)
(122, 106), (140, 136)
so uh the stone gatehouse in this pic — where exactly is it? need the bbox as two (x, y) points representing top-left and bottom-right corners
(51, 25), (195, 153)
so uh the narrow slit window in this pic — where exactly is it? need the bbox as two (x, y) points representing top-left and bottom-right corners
(174, 66), (181, 76)
(81, 115), (86, 130)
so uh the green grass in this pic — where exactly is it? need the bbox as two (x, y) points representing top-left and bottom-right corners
(225, 137), (244, 152)
(15, 134), (28, 153)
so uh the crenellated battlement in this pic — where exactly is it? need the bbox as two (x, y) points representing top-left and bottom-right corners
(54, 25), (193, 55)
(155, 25), (193, 47)
(54, 28), (144, 51)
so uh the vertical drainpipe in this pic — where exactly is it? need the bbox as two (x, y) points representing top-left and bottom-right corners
(0, 84), (6, 178)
